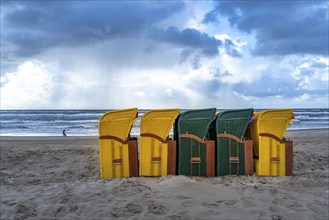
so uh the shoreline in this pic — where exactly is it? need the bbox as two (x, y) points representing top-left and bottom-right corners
(1, 129), (328, 219)
(1, 128), (328, 138)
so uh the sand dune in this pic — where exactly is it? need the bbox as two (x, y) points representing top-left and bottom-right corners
(1, 129), (328, 219)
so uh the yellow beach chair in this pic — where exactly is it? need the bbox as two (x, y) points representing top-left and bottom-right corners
(139, 109), (180, 176)
(98, 108), (139, 178)
(250, 109), (294, 176)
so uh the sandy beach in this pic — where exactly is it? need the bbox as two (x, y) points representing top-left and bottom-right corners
(1, 129), (328, 220)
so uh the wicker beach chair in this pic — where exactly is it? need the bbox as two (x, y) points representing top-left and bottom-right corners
(175, 108), (216, 177)
(139, 109), (180, 176)
(209, 109), (254, 176)
(250, 109), (294, 176)
(98, 108), (139, 178)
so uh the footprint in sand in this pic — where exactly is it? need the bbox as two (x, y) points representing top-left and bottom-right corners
(182, 200), (194, 208)
(215, 200), (237, 206)
(271, 214), (283, 220)
(15, 204), (36, 219)
(177, 195), (191, 200)
(148, 201), (168, 215)
(2, 201), (16, 206)
(290, 200), (304, 212)
(292, 200), (303, 208)
(201, 202), (220, 209)
(56, 206), (67, 215)
(125, 203), (143, 214)
(269, 205), (280, 213)
(69, 205), (78, 212)
(170, 215), (181, 220)
(306, 203), (326, 215)
(171, 213), (192, 220)
(224, 200), (237, 206)
(241, 197), (257, 208)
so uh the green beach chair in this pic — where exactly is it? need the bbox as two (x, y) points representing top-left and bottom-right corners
(175, 108), (216, 177)
(209, 109), (254, 176)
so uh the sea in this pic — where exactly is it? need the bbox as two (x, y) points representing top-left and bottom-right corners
(0, 109), (328, 136)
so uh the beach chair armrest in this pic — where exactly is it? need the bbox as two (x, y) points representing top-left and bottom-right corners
(140, 133), (166, 143)
(179, 134), (207, 144)
(99, 135), (127, 144)
(217, 133), (244, 144)
(259, 133), (284, 143)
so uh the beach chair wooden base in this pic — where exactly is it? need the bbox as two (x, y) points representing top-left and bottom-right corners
(139, 136), (177, 177)
(285, 140), (293, 176)
(254, 136), (293, 176)
(244, 140), (254, 176)
(167, 140), (177, 175)
(99, 137), (139, 178)
(127, 138), (139, 177)
(178, 134), (215, 177)
(216, 134), (253, 176)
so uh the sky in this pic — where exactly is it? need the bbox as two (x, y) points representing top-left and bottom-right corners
(1, 0), (328, 109)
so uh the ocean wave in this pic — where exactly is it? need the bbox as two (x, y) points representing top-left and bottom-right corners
(1, 109), (328, 136)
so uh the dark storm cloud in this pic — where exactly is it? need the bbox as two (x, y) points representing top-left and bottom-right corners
(179, 50), (202, 69)
(1, 1), (185, 58)
(1, 0), (241, 70)
(204, 0), (328, 56)
(153, 26), (222, 57)
(151, 26), (241, 67)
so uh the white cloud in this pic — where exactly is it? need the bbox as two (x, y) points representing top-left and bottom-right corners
(0, 1), (327, 110)
(165, 88), (173, 96)
(1, 61), (53, 109)
(134, 91), (146, 97)
(293, 57), (329, 91)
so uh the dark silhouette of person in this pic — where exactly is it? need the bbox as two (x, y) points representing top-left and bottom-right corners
(63, 129), (67, 136)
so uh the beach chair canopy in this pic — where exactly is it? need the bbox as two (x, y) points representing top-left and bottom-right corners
(98, 108), (138, 142)
(140, 109), (180, 140)
(214, 108), (254, 139)
(252, 109), (294, 155)
(176, 108), (216, 139)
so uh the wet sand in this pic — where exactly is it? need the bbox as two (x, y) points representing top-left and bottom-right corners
(1, 129), (328, 219)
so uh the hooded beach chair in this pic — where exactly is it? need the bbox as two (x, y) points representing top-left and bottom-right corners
(98, 108), (139, 178)
(139, 109), (180, 176)
(175, 108), (216, 177)
(209, 109), (254, 176)
(250, 109), (294, 176)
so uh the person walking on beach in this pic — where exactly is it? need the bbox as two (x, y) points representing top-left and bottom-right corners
(63, 129), (67, 136)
